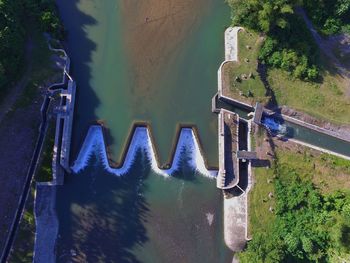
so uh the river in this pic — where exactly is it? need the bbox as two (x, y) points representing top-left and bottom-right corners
(55, 0), (233, 262)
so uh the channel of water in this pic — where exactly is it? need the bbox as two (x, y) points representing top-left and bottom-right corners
(218, 99), (350, 158)
(261, 116), (350, 157)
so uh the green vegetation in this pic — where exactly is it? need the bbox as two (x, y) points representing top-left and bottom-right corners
(0, 0), (63, 97)
(3, 1), (63, 261)
(248, 167), (275, 237)
(36, 119), (55, 182)
(223, 30), (267, 105)
(224, 1), (350, 124)
(9, 187), (36, 263)
(268, 67), (350, 124)
(243, 140), (350, 262)
(228, 0), (320, 81)
(304, 0), (350, 35)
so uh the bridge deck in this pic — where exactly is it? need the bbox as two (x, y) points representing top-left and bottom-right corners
(237, 150), (257, 160)
(253, 102), (263, 124)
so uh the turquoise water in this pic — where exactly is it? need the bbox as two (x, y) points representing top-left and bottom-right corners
(56, 152), (232, 262)
(58, 0), (229, 167)
(55, 0), (233, 261)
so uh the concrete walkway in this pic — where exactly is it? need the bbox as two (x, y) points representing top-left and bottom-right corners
(33, 185), (58, 263)
(224, 194), (247, 252)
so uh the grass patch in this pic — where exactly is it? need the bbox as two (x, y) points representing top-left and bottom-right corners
(268, 67), (350, 124)
(248, 167), (275, 235)
(36, 120), (55, 182)
(222, 30), (268, 105)
(274, 147), (350, 194)
(8, 187), (35, 263)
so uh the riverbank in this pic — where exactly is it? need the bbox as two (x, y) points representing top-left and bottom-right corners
(220, 24), (350, 262)
(4, 38), (70, 262)
(221, 28), (350, 142)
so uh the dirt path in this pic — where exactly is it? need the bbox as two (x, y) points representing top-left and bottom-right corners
(297, 8), (350, 96)
(0, 39), (34, 125)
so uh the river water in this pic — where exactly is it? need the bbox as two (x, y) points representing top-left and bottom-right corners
(55, 0), (233, 262)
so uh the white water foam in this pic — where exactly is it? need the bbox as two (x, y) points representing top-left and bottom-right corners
(71, 125), (217, 178)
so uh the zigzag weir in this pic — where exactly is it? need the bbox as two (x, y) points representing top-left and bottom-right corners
(71, 124), (218, 178)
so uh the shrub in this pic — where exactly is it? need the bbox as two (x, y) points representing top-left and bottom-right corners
(323, 18), (342, 35)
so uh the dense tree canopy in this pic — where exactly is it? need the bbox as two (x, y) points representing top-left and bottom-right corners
(304, 0), (350, 35)
(228, 0), (350, 81)
(0, 0), (63, 92)
(239, 164), (350, 262)
(229, 0), (299, 33)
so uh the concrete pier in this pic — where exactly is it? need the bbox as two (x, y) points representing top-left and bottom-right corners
(59, 78), (76, 172)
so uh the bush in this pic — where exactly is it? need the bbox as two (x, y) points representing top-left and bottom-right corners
(307, 66), (319, 80)
(323, 18), (342, 35)
(0, 0), (64, 92)
(304, 0), (350, 35)
(239, 167), (350, 262)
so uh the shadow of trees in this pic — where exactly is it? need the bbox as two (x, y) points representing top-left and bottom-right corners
(56, 150), (150, 263)
(55, 0), (101, 161)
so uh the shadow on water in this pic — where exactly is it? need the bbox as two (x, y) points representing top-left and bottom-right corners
(171, 147), (200, 182)
(56, 149), (150, 263)
(55, 0), (102, 160)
